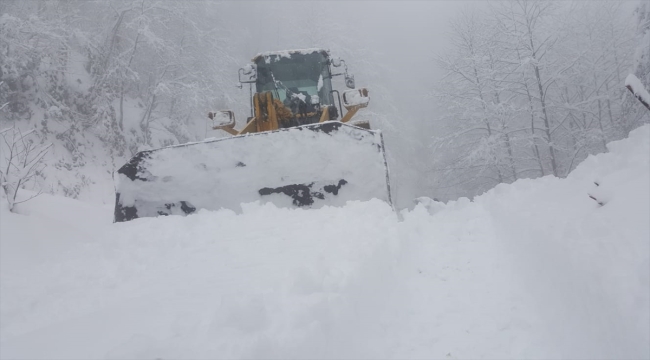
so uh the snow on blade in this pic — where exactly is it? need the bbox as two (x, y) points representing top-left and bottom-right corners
(114, 122), (391, 221)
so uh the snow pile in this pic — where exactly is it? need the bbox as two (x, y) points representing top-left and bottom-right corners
(1, 198), (399, 359)
(400, 125), (650, 358)
(1, 126), (648, 359)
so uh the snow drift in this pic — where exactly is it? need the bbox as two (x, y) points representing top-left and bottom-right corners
(1, 126), (648, 359)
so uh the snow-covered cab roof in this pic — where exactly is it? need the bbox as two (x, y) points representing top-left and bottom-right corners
(251, 48), (330, 63)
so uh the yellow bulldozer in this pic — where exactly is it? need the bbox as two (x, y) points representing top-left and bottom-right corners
(114, 48), (392, 222)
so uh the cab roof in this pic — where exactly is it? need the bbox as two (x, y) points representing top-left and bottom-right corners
(252, 48), (330, 63)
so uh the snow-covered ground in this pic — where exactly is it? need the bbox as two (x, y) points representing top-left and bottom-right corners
(1, 126), (648, 359)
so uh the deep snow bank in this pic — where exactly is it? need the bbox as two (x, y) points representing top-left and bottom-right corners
(384, 124), (649, 359)
(0, 126), (648, 359)
(1, 197), (400, 359)
(478, 124), (650, 359)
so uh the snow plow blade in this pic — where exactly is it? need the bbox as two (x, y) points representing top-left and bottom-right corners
(114, 122), (392, 222)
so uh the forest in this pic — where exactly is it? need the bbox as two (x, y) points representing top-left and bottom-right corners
(1, 0), (648, 207)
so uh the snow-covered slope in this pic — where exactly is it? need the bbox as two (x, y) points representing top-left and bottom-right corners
(1, 126), (648, 359)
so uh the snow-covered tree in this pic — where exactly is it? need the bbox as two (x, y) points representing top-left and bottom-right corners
(0, 126), (52, 211)
(426, 0), (639, 200)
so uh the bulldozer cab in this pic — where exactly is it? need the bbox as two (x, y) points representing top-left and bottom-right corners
(253, 49), (334, 108)
(217, 48), (367, 134)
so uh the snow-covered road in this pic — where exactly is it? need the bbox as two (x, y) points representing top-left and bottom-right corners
(1, 126), (648, 359)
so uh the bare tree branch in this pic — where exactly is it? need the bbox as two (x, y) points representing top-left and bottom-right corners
(0, 126), (52, 212)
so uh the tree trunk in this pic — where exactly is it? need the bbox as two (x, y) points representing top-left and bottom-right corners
(532, 63), (558, 176)
(472, 66), (503, 184)
(519, 60), (545, 177)
(593, 75), (608, 151)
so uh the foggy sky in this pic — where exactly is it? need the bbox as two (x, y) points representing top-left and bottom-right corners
(223, 0), (488, 129)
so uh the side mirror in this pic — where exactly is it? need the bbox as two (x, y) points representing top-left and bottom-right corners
(208, 110), (236, 129)
(345, 74), (355, 89)
(238, 64), (257, 84)
(331, 57), (342, 67)
(342, 88), (369, 109)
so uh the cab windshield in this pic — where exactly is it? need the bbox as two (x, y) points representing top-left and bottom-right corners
(255, 52), (332, 105)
